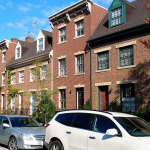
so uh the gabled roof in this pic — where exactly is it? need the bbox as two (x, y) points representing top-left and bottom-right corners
(6, 31), (52, 69)
(41, 30), (53, 37)
(88, 0), (150, 43)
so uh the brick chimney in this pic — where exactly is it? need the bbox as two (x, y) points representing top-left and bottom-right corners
(25, 36), (34, 43)
(11, 38), (18, 43)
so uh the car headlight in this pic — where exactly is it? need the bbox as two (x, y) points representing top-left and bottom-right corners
(20, 133), (33, 140)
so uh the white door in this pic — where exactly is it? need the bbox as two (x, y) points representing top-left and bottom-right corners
(88, 115), (122, 150)
(67, 113), (94, 150)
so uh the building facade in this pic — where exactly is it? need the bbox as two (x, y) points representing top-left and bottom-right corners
(88, 0), (150, 112)
(49, 0), (107, 110)
(0, 30), (53, 115)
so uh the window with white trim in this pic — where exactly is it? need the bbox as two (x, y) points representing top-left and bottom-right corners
(1, 94), (5, 111)
(2, 52), (6, 63)
(59, 27), (66, 43)
(19, 71), (24, 83)
(38, 38), (43, 51)
(59, 89), (66, 110)
(11, 73), (16, 84)
(11, 96), (15, 111)
(16, 47), (21, 59)
(76, 20), (84, 37)
(76, 54), (84, 73)
(40, 65), (47, 80)
(59, 59), (66, 76)
(30, 68), (36, 82)
(2, 73), (5, 86)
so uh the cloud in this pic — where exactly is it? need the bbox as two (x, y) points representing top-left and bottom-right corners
(6, 22), (14, 27)
(18, 5), (30, 13)
(6, 1), (13, 7)
(0, 5), (5, 9)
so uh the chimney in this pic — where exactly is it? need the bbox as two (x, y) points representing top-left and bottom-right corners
(25, 36), (34, 43)
(11, 38), (18, 43)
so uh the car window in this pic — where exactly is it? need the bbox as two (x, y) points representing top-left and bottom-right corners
(0, 116), (3, 125)
(3, 117), (9, 124)
(93, 115), (119, 133)
(72, 113), (94, 130)
(55, 113), (75, 126)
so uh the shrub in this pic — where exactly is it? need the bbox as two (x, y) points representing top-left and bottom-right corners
(106, 99), (121, 112)
(83, 99), (91, 110)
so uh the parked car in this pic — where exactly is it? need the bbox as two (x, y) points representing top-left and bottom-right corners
(0, 115), (45, 150)
(45, 110), (150, 150)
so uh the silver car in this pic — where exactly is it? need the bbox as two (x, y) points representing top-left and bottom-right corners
(0, 115), (45, 150)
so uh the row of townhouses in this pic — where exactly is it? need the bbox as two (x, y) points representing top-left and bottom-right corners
(0, 0), (149, 115)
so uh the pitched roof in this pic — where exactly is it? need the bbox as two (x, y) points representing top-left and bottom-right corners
(6, 31), (52, 69)
(41, 30), (53, 37)
(88, 0), (150, 42)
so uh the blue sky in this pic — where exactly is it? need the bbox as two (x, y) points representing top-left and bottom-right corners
(0, 0), (134, 41)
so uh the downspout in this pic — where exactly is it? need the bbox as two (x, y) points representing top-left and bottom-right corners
(87, 42), (92, 110)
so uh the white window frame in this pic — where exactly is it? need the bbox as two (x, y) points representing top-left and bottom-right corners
(30, 68), (36, 82)
(2, 73), (5, 86)
(76, 54), (84, 73)
(19, 71), (24, 83)
(2, 52), (6, 63)
(11, 73), (16, 84)
(11, 96), (15, 111)
(59, 89), (66, 110)
(59, 27), (66, 43)
(59, 59), (66, 76)
(15, 47), (21, 59)
(38, 38), (44, 51)
(40, 65), (47, 80)
(75, 20), (84, 37)
(1, 94), (5, 111)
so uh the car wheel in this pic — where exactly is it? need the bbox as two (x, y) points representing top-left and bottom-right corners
(8, 137), (18, 150)
(49, 140), (64, 150)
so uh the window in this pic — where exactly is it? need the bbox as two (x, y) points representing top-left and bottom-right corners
(76, 20), (84, 37)
(97, 51), (109, 70)
(11, 97), (15, 111)
(120, 46), (134, 67)
(19, 71), (24, 83)
(40, 65), (47, 80)
(55, 113), (75, 126)
(111, 7), (122, 27)
(2, 52), (6, 63)
(121, 84), (135, 112)
(76, 54), (84, 73)
(59, 27), (66, 43)
(11, 73), (16, 84)
(2, 73), (5, 86)
(1, 94), (5, 111)
(72, 113), (94, 130)
(59, 59), (66, 76)
(30, 92), (35, 115)
(93, 115), (120, 133)
(30, 68), (36, 82)
(59, 89), (66, 110)
(16, 47), (21, 59)
(38, 38), (43, 51)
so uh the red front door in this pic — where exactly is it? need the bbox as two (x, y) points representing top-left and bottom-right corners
(101, 91), (106, 111)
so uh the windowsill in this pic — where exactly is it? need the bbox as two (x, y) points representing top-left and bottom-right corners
(74, 72), (85, 76)
(29, 80), (35, 83)
(117, 65), (136, 70)
(74, 34), (85, 40)
(1, 85), (5, 87)
(18, 82), (24, 84)
(57, 75), (67, 78)
(57, 41), (67, 45)
(37, 49), (45, 52)
(11, 83), (16, 85)
(2, 62), (5, 64)
(95, 69), (111, 73)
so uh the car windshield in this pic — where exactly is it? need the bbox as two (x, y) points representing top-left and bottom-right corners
(10, 117), (40, 127)
(114, 117), (150, 137)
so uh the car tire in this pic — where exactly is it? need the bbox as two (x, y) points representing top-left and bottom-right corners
(49, 140), (64, 150)
(8, 137), (18, 150)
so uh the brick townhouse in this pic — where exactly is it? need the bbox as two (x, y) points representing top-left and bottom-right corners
(0, 38), (18, 111)
(88, 0), (150, 112)
(49, 0), (107, 110)
(0, 30), (53, 115)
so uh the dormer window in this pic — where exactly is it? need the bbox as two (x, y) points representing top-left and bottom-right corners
(15, 47), (21, 59)
(111, 7), (122, 27)
(38, 38), (43, 51)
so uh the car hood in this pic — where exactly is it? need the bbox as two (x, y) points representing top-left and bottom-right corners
(137, 136), (150, 142)
(15, 127), (45, 135)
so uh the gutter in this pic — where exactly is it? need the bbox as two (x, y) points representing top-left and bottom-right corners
(87, 42), (92, 110)
(88, 24), (150, 46)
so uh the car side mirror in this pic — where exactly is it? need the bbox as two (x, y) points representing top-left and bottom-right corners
(3, 123), (10, 128)
(106, 128), (119, 136)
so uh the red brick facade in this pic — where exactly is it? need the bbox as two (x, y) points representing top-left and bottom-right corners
(51, 2), (107, 110)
